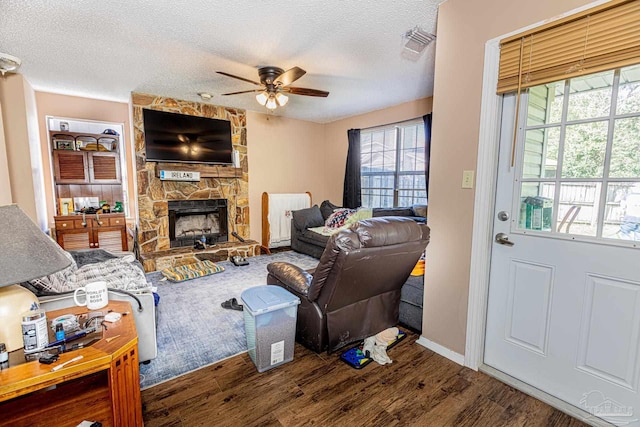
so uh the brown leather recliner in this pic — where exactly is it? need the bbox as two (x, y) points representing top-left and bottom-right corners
(267, 217), (430, 353)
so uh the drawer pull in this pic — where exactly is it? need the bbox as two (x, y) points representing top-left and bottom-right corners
(62, 223), (67, 227)
(99, 221), (104, 225)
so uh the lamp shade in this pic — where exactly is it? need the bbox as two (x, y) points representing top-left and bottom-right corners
(255, 91), (269, 106)
(265, 95), (277, 110)
(275, 93), (288, 106)
(0, 205), (71, 286)
(0, 205), (72, 351)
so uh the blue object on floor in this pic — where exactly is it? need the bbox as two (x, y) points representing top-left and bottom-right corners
(340, 329), (407, 369)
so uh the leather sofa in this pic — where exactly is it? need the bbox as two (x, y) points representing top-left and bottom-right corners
(399, 274), (424, 332)
(267, 217), (430, 353)
(291, 200), (426, 259)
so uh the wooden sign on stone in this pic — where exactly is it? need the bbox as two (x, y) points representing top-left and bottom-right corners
(154, 163), (241, 179)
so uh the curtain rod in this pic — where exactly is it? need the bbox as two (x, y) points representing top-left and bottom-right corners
(360, 115), (425, 132)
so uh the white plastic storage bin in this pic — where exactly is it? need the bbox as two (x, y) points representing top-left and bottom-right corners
(241, 285), (300, 372)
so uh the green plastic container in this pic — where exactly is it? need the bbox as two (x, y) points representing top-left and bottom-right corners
(520, 196), (552, 231)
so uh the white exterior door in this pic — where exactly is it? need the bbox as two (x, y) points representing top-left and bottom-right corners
(485, 66), (640, 426)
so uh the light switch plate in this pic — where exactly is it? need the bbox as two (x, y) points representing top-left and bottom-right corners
(462, 170), (474, 189)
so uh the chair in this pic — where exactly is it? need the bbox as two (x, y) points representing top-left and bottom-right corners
(267, 217), (430, 353)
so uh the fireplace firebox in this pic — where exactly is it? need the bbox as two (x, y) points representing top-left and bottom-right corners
(168, 199), (228, 248)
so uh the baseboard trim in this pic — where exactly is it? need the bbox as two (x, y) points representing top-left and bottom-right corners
(416, 336), (465, 366)
(480, 365), (614, 427)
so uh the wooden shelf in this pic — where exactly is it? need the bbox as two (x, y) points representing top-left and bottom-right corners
(154, 162), (242, 178)
(50, 130), (119, 153)
(49, 130), (120, 140)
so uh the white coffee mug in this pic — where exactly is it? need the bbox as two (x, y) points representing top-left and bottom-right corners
(74, 281), (109, 310)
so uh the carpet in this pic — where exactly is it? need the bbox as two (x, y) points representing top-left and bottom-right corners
(139, 251), (318, 389)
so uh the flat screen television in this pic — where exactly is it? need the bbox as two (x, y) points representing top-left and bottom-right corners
(142, 109), (233, 165)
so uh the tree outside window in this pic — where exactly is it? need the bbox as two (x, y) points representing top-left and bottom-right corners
(519, 64), (640, 242)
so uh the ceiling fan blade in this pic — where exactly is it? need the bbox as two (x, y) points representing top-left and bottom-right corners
(282, 86), (329, 97)
(216, 71), (262, 86)
(274, 66), (306, 86)
(221, 89), (262, 96)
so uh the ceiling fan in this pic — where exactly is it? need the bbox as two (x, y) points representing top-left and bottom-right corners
(216, 66), (329, 110)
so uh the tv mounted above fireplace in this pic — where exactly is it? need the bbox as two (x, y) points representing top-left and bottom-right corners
(142, 109), (233, 165)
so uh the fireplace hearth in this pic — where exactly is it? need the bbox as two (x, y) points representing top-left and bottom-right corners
(168, 199), (228, 248)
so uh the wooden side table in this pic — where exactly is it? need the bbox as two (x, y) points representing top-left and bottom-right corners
(0, 301), (143, 427)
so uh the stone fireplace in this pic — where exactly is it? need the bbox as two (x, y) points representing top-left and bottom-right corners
(169, 199), (228, 248)
(132, 93), (257, 272)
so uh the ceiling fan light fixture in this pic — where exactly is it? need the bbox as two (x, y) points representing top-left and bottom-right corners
(255, 91), (269, 106)
(275, 92), (288, 107)
(265, 94), (278, 110)
(0, 52), (22, 76)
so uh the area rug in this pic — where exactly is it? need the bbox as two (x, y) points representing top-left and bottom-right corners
(139, 251), (318, 389)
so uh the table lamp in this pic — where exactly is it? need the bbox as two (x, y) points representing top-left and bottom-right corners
(0, 205), (72, 351)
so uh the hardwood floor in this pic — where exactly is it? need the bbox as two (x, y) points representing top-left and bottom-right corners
(141, 332), (586, 427)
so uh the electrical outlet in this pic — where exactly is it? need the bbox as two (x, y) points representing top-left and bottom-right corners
(462, 170), (474, 189)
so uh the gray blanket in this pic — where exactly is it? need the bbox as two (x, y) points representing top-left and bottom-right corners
(26, 250), (150, 294)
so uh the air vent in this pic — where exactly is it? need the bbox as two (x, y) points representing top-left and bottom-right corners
(403, 27), (436, 54)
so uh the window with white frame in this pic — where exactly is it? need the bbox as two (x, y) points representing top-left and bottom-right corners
(517, 64), (640, 243)
(360, 120), (427, 208)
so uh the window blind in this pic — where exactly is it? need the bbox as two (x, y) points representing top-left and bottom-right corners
(497, 0), (640, 94)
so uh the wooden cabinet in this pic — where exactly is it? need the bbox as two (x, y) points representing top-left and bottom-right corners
(89, 152), (120, 183)
(53, 150), (89, 183)
(55, 213), (127, 251)
(0, 301), (143, 427)
(51, 129), (125, 223)
(53, 150), (120, 184)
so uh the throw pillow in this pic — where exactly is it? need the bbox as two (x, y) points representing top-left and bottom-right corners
(320, 200), (342, 221)
(412, 204), (428, 218)
(292, 205), (324, 230)
(324, 208), (356, 230)
(345, 208), (373, 225)
(161, 260), (224, 282)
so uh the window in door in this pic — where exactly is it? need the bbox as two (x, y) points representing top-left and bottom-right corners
(516, 64), (640, 245)
(360, 120), (427, 208)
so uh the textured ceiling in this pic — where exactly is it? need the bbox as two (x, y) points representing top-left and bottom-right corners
(0, 0), (444, 123)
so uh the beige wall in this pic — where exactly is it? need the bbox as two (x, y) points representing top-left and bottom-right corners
(247, 97), (433, 244)
(0, 101), (12, 205)
(424, 0), (596, 355)
(0, 74), (42, 225)
(34, 92), (134, 226)
(323, 98), (433, 204)
(246, 112), (326, 243)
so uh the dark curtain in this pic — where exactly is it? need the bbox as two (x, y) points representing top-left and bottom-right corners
(422, 114), (432, 200)
(343, 129), (361, 208)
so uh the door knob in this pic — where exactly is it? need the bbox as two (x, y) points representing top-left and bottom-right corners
(495, 232), (514, 246)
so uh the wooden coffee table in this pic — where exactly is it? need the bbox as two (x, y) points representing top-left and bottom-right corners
(0, 300), (143, 427)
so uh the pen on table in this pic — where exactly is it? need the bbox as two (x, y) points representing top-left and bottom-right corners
(51, 355), (83, 372)
(45, 328), (92, 349)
